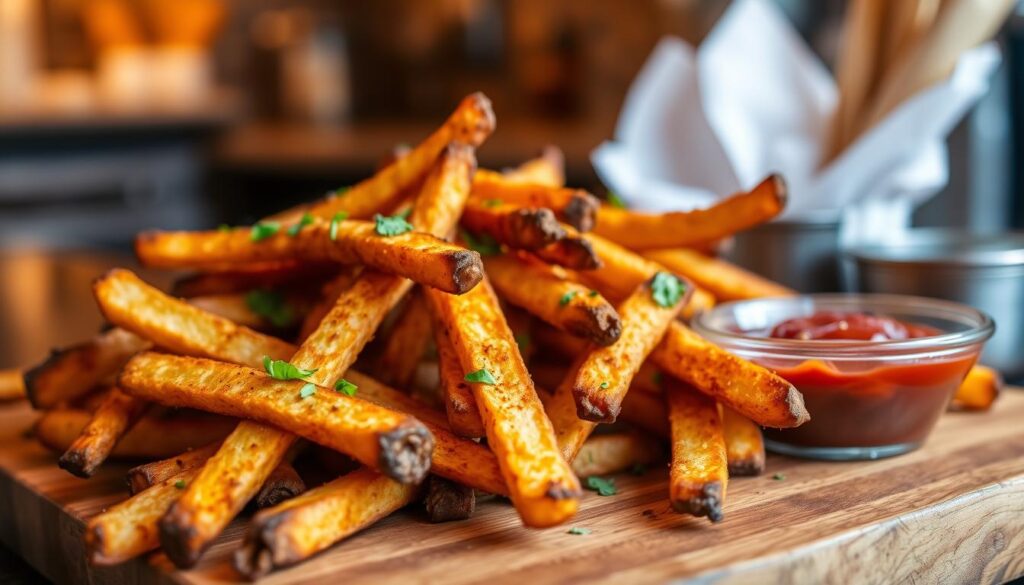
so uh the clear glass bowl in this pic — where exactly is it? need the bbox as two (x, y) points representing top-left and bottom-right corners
(692, 294), (994, 460)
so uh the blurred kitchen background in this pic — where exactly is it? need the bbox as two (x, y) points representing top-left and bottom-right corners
(1, 0), (1023, 249)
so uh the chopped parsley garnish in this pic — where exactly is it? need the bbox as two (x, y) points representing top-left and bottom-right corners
(772, 473), (786, 481)
(328, 186), (350, 199)
(464, 368), (496, 385)
(567, 527), (592, 535)
(374, 213), (414, 237)
(329, 211), (349, 241)
(174, 479), (187, 489)
(588, 290), (599, 298)
(287, 213), (314, 237)
(299, 383), (316, 399)
(398, 207), (413, 219)
(251, 222), (280, 242)
(460, 229), (501, 256)
(559, 290), (577, 306)
(585, 476), (617, 496)
(483, 198), (503, 208)
(650, 272), (686, 308)
(263, 356), (317, 381)
(217, 224), (232, 232)
(334, 379), (358, 396)
(245, 289), (295, 328)
(599, 381), (609, 389)
(606, 191), (628, 209)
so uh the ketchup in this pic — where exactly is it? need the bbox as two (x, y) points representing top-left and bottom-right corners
(756, 312), (973, 450)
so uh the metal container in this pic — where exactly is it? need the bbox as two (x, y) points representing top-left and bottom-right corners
(725, 212), (841, 293)
(844, 229), (1024, 380)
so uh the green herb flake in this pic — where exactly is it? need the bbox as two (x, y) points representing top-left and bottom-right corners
(585, 476), (617, 496)
(299, 383), (316, 399)
(464, 368), (497, 385)
(245, 289), (295, 328)
(174, 479), (187, 489)
(334, 379), (358, 396)
(328, 186), (350, 199)
(772, 473), (786, 481)
(251, 222), (281, 242)
(599, 381), (609, 389)
(398, 207), (413, 219)
(606, 191), (628, 209)
(650, 272), (686, 308)
(460, 229), (502, 256)
(483, 198), (503, 208)
(329, 211), (349, 241)
(374, 213), (414, 237)
(567, 527), (592, 535)
(217, 224), (232, 232)
(287, 213), (314, 237)
(514, 333), (531, 354)
(263, 356), (318, 381)
(559, 290), (577, 306)
(588, 290), (599, 298)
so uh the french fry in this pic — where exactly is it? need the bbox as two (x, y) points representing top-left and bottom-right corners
(683, 286), (716, 319)
(666, 380), (728, 523)
(298, 269), (360, 342)
(254, 462), (306, 510)
(485, 254), (622, 346)
(235, 468), (419, 580)
(643, 248), (795, 301)
(118, 352), (434, 485)
(374, 290), (433, 389)
(186, 294), (270, 330)
(592, 175), (787, 250)
(721, 406), (766, 476)
(530, 232), (602, 270)
(35, 409), (234, 459)
(539, 360), (596, 462)
(500, 145), (565, 187)
(136, 222), (484, 295)
(570, 432), (662, 478)
(423, 475), (476, 523)
(426, 278), (581, 527)
(572, 274), (689, 422)
(267, 92), (494, 224)
(651, 323), (808, 429)
(86, 467), (202, 566)
(58, 387), (148, 478)
(24, 327), (151, 409)
(461, 201), (565, 250)
(950, 365), (1002, 412)
(171, 263), (337, 297)
(471, 171), (599, 232)
(0, 369), (26, 401)
(432, 310), (485, 438)
(127, 442), (221, 495)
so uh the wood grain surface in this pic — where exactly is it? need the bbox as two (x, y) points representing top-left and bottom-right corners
(2, 393), (1023, 585)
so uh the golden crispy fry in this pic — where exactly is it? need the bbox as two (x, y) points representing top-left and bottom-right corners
(127, 442), (221, 495)
(255, 462), (306, 510)
(136, 222), (483, 295)
(572, 274), (689, 422)
(951, 365), (1003, 411)
(461, 201), (565, 249)
(538, 361), (596, 462)
(94, 269), (296, 366)
(643, 248), (795, 301)
(471, 171), (599, 232)
(666, 379), (728, 523)
(426, 278), (581, 527)
(268, 93), (493, 224)
(58, 387), (148, 478)
(186, 294), (268, 329)
(374, 290), (433, 389)
(24, 327), (151, 409)
(485, 254), (622, 346)
(423, 476), (476, 523)
(721, 406), (766, 476)
(298, 269), (360, 342)
(593, 175), (787, 250)
(86, 467), (202, 565)
(530, 232), (602, 270)
(501, 145), (565, 187)
(171, 263), (337, 297)
(570, 432), (662, 478)
(235, 468), (419, 580)
(0, 369), (25, 401)
(651, 322), (808, 428)
(118, 352), (434, 484)
(35, 409), (234, 459)
(431, 309), (485, 438)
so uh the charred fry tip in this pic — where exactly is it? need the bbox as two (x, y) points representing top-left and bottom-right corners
(233, 535), (274, 581)
(784, 385), (810, 427)
(424, 476), (476, 523)
(563, 192), (599, 232)
(765, 173), (788, 209)
(544, 481), (583, 501)
(255, 485), (303, 510)
(727, 461), (765, 477)
(21, 365), (48, 409)
(566, 303), (622, 347)
(463, 92), (496, 141)
(672, 481), (724, 523)
(510, 208), (565, 248)
(158, 507), (204, 569)
(572, 388), (616, 424)
(451, 251), (485, 294)
(57, 448), (95, 478)
(377, 422), (435, 485)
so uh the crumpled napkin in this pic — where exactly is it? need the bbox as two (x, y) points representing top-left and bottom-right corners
(591, 0), (1001, 245)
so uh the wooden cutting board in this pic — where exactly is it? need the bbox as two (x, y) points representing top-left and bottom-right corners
(2, 392), (1023, 585)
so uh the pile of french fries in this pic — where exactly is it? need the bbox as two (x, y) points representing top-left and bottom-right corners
(0, 92), (1001, 579)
